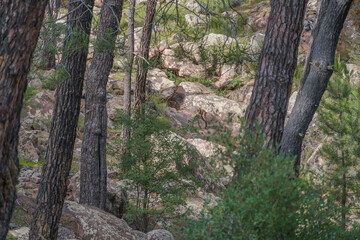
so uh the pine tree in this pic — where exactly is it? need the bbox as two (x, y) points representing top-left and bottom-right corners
(318, 55), (360, 227)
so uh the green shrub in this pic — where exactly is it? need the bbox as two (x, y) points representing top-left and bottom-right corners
(180, 120), (360, 239)
(114, 104), (199, 232)
(318, 55), (360, 225)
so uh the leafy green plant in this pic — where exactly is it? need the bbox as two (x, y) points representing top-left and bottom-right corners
(23, 85), (38, 107)
(42, 65), (68, 90)
(114, 104), (198, 232)
(179, 119), (360, 239)
(318, 54), (360, 226)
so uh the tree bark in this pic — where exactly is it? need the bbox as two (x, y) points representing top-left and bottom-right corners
(80, 0), (123, 209)
(121, 0), (136, 152)
(280, 0), (353, 172)
(246, 0), (308, 146)
(134, 0), (157, 105)
(29, 0), (94, 239)
(0, 1), (48, 238)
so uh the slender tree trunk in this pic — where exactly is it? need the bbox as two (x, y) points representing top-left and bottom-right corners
(341, 151), (347, 227)
(29, 0), (94, 239)
(80, 0), (123, 209)
(246, 0), (308, 146)
(280, 0), (354, 172)
(134, 0), (157, 105)
(121, 0), (136, 152)
(0, 1), (48, 238)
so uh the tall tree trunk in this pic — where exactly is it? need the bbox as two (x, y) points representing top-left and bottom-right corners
(134, 0), (157, 105)
(280, 0), (353, 172)
(80, 0), (123, 209)
(29, 0), (94, 239)
(246, 0), (308, 146)
(121, 0), (136, 152)
(0, 1), (48, 238)
(40, 0), (61, 70)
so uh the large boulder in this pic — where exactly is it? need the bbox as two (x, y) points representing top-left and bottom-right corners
(62, 200), (137, 239)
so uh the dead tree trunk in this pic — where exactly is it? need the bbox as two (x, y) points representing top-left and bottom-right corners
(29, 0), (94, 239)
(121, 0), (136, 151)
(280, 0), (354, 172)
(80, 0), (123, 209)
(0, 1), (48, 238)
(134, 0), (157, 105)
(246, 0), (308, 146)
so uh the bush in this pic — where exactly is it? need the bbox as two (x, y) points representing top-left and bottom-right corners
(318, 55), (360, 225)
(180, 121), (360, 239)
(114, 104), (199, 232)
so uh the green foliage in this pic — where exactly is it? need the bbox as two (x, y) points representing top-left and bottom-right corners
(37, 16), (65, 68)
(180, 120), (360, 239)
(42, 66), (69, 90)
(6, 235), (18, 240)
(94, 27), (117, 53)
(23, 85), (38, 108)
(62, 27), (90, 59)
(318, 54), (360, 224)
(19, 154), (43, 167)
(292, 63), (304, 91)
(114, 104), (198, 232)
(206, 0), (243, 13)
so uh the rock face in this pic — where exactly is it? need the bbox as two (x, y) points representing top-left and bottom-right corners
(147, 68), (177, 99)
